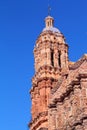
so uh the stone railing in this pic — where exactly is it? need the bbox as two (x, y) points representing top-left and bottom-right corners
(69, 54), (87, 70)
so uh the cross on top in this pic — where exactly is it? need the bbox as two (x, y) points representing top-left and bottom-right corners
(48, 0), (51, 16)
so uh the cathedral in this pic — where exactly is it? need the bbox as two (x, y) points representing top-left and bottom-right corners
(29, 15), (87, 130)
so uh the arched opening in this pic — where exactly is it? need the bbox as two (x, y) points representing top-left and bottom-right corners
(51, 50), (54, 66)
(48, 22), (49, 27)
(58, 51), (61, 67)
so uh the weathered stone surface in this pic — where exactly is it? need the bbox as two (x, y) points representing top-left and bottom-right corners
(29, 15), (87, 130)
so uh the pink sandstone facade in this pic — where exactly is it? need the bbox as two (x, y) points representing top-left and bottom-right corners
(29, 16), (87, 130)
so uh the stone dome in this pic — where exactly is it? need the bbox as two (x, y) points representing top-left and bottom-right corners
(42, 26), (60, 33)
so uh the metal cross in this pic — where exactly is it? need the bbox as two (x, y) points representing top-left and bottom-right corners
(48, 0), (51, 16)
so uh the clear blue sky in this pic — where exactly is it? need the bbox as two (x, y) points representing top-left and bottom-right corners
(0, 0), (87, 130)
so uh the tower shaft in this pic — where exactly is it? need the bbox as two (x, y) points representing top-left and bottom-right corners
(29, 16), (69, 130)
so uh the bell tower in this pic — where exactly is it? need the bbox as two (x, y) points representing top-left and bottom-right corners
(29, 16), (69, 130)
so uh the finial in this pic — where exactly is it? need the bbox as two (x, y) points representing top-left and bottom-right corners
(48, 0), (51, 16)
